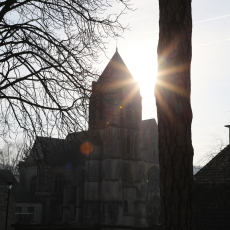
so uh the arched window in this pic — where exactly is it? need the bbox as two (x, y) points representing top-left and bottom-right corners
(124, 200), (128, 213)
(126, 101), (132, 120)
(127, 136), (130, 154)
(119, 106), (123, 115)
(99, 96), (105, 120)
(89, 102), (96, 121)
(81, 169), (85, 180)
(147, 166), (160, 192)
(55, 174), (65, 194)
(147, 195), (161, 226)
(31, 176), (37, 194)
(123, 164), (133, 184)
(135, 134), (138, 157)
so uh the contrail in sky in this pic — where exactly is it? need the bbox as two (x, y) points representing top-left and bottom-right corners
(193, 38), (230, 48)
(194, 14), (230, 24)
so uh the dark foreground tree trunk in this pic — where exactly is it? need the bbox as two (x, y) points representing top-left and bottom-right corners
(155, 1), (194, 230)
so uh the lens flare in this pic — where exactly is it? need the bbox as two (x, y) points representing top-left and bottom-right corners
(80, 141), (93, 155)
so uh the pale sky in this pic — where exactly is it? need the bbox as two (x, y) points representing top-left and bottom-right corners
(98, 0), (230, 165)
(2, 0), (230, 165)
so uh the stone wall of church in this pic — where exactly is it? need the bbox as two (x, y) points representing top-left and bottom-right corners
(19, 51), (160, 226)
(91, 126), (142, 160)
(89, 84), (142, 131)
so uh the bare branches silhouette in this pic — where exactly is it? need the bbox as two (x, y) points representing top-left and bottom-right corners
(0, 0), (131, 140)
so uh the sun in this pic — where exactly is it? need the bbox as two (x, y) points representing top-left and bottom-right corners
(125, 52), (158, 119)
(127, 52), (158, 97)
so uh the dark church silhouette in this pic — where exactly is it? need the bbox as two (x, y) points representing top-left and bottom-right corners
(19, 50), (160, 226)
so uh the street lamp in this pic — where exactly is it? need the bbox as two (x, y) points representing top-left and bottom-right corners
(5, 181), (12, 230)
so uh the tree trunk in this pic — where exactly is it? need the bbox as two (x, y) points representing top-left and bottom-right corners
(155, 0), (194, 230)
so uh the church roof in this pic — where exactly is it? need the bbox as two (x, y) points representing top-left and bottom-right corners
(97, 49), (134, 85)
(27, 136), (85, 166)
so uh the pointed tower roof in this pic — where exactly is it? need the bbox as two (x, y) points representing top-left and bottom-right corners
(97, 50), (134, 85)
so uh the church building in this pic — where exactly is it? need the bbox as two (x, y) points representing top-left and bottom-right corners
(19, 50), (160, 226)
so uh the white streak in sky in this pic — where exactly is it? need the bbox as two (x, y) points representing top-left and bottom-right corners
(193, 38), (230, 48)
(194, 14), (230, 24)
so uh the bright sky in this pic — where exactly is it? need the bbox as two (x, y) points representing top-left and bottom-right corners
(98, 0), (230, 165)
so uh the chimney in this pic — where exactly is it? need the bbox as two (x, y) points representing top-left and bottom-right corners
(224, 125), (230, 144)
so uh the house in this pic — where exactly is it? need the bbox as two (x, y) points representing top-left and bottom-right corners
(194, 144), (230, 230)
(0, 169), (42, 226)
(0, 170), (16, 230)
(19, 50), (160, 226)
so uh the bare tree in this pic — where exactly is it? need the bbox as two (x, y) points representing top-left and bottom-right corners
(155, 0), (194, 229)
(0, 0), (131, 141)
(196, 132), (228, 167)
(0, 139), (29, 179)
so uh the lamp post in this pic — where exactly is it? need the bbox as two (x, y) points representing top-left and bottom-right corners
(5, 181), (12, 230)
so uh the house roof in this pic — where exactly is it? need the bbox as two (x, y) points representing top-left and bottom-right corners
(66, 131), (102, 147)
(194, 145), (230, 229)
(194, 144), (230, 184)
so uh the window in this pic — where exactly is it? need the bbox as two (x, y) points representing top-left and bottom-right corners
(81, 169), (85, 180)
(124, 200), (128, 213)
(126, 100), (132, 120)
(31, 176), (37, 194)
(99, 96), (105, 120)
(27, 207), (34, 223)
(92, 209), (96, 217)
(147, 166), (160, 192)
(55, 174), (65, 194)
(120, 106), (123, 120)
(127, 136), (130, 154)
(147, 195), (161, 226)
(135, 134), (138, 157)
(123, 165), (127, 182)
(123, 164), (132, 184)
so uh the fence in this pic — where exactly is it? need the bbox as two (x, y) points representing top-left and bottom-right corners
(11, 223), (162, 230)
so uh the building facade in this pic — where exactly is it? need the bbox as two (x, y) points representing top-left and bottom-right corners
(19, 50), (160, 226)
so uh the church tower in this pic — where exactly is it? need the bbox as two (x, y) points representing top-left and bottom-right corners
(84, 50), (160, 226)
(89, 49), (142, 130)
